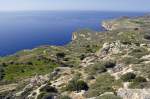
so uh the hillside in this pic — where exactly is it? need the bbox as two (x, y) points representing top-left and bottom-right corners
(1, 15), (150, 99)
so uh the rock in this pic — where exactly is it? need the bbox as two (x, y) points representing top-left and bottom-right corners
(117, 88), (150, 99)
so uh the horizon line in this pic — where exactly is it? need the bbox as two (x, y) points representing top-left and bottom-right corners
(0, 10), (149, 13)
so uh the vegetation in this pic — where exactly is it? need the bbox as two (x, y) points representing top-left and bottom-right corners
(0, 65), (5, 80)
(129, 76), (147, 89)
(37, 92), (56, 99)
(86, 60), (116, 75)
(96, 94), (122, 99)
(59, 95), (71, 99)
(66, 77), (88, 92)
(86, 74), (122, 98)
(86, 62), (107, 75)
(144, 34), (150, 40)
(3, 59), (59, 81)
(133, 63), (150, 79)
(121, 56), (142, 65)
(121, 72), (136, 82)
(129, 47), (149, 58)
(40, 85), (58, 93)
(1, 15), (150, 98)
(117, 31), (142, 45)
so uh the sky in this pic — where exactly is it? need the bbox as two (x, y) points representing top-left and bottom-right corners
(0, 0), (150, 12)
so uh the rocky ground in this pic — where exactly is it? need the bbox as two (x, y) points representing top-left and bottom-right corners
(1, 15), (150, 99)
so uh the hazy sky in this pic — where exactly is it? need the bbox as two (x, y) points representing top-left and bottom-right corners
(0, 0), (150, 12)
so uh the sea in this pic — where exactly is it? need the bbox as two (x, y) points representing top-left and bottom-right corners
(0, 11), (147, 56)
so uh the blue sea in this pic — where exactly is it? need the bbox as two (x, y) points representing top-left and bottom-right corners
(0, 11), (147, 56)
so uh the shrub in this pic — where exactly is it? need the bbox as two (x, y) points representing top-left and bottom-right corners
(121, 72), (136, 82)
(56, 52), (66, 59)
(79, 54), (86, 60)
(86, 62), (107, 75)
(37, 92), (47, 99)
(86, 75), (95, 80)
(121, 56), (141, 65)
(144, 34), (150, 40)
(60, 95), (71, 99)
(129, 76), (147, 89)
(104, 61), (116, 68)
(129, 47), (149, 58)
(96, 94), (122, 99)
(66, 78), (88, 92)
(40, 85), (57, 93)
(86, 60), (116, 75)
(133, 76), (147, 83)
(0, 66), (5, 80)
(118, 31), (141, 45)
(86, 74), (122, 98)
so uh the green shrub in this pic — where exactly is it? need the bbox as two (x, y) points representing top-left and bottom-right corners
(86, 60), (116, 75)
(133, 76), (147, 83)
(40, 85), (57, 93)
(66, 78), (88, 92)
(118, 31), (141, 45)
(129, 47), (149, 58)
(86, 62), (107, 75)
(59, 95), (71, 99)
(129, 82), (144, 89)
(79, 54), (86, 60)
(0, 65), (5, 80)
(96, 94), (122, 99)
(104, 61), (116, 68)
(86, 74), (122, 98)
(144, 34), (150, 40)
(121, 72), (136, 82)
(85, 44), (100, 53)
(4, 59), (58, 81)
(129, 76), (147, 89)
(121, 56), (141, 65)
(37, 92), (47, 99)
(56, 52), (66, 59)
(133, 64), (150, 79)
(86, 75), (95, 80)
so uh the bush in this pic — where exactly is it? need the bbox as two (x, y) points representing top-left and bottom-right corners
(56, 52), (66, 59)
(86, 74), (122, 98)
(129, 76), (147, 89)
(86, 75), (95, 80)
(0, 66), (5, 80)
(129, 47), (149, 58)
(96, 94), (122, 99)
(86, 62), (107, 75)
(121, 72), (136, 82)
(144, 34), (150, 40)
(60, 95), (71, 99)
(66, 78), (88, 92)
(40, 85), (57, 93)
(79, 54), (86, 60)
(86, 60), (116, 75)
(133, 76), (147, 83)
(104, 61), (116, 68)
(121, 57), (141, 65)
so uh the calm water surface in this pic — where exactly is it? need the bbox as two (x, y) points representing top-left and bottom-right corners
(0, 11), (147, 56)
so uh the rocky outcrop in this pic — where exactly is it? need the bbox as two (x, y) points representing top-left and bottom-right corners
(118, 88), (150, 99)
